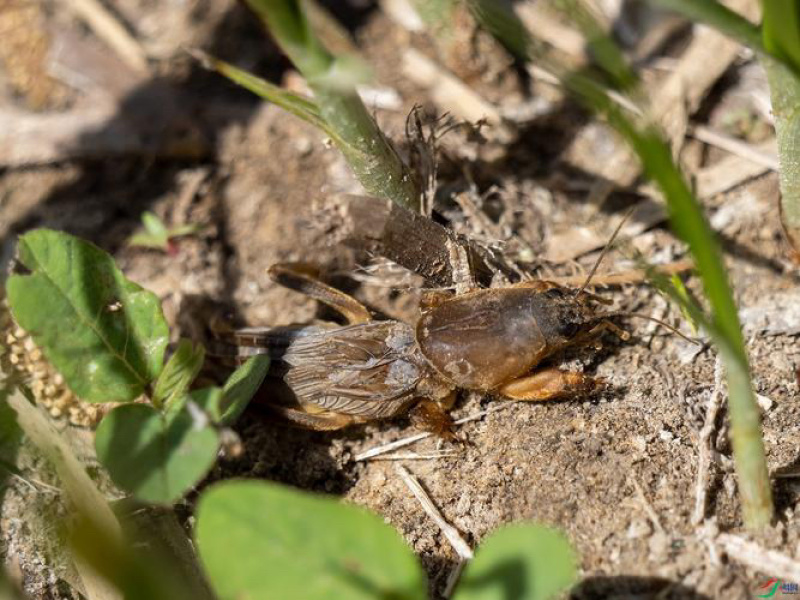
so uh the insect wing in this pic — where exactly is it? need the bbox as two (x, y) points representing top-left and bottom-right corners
(283, 322), (422, 418)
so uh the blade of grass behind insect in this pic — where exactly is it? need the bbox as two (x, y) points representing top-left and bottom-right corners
(191, 51), (336, 139)
(6, 388), (124, 600)
(551, 0), (638, 90)
(467, 0), (773, 529)
(649, 0), (763, 51)
(243, 0), (421, 211)
(760, 1), (800, 256)
(566, 72), (772, 528)
(762, 56), (800, 255)
(246, 0), (332, 76)
(467, 0), (537, 60)
(762, 0), (800, 75)
(669, 273), (699, 335)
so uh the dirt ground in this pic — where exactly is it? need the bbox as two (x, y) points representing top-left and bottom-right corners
(2, 1), (799, 599)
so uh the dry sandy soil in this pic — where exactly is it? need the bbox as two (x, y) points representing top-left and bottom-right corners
(1, 1), (799, 599)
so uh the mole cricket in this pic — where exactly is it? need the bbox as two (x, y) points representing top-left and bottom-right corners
(213, 225), (688, 433)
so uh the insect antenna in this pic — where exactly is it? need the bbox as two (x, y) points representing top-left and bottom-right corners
(575, 206), (636, 298)
(603, 310), (700, 344)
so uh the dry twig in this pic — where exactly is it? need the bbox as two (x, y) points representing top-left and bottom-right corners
(718, 533), (800, 581)
(402, 49), (502, 125)
(370, 451), (458, 461)
(396, 465), (473, 559)
(354, 405), (506, 461)
(695, 139), (777, 198)
(630, 476), (665, 534)
(692, 357), (725, 525)
(63, 0), (149, 74)
(690, 126), (779, 170)
(396, 465), (472, 598)
(544, 259), (694, 288)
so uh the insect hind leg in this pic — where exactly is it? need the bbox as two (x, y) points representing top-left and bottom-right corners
(269, 263), (372, 325)
(270, 405), (360, 430)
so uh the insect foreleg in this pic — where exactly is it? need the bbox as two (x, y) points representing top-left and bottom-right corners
(497, 368), (602, 402)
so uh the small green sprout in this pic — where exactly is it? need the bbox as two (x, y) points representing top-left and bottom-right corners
(128, 211), (204, 255)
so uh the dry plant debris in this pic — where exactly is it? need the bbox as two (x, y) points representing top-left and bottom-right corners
(1, 301), (105, 427)
(0, 1), (69, 109)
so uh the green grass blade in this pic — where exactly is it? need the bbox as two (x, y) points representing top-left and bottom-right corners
(552, 0), (638, 90)
(669, 273), (700, 335)
(191, 50), (336, 138)
(243, 0), (421, 211)
(762, 54), (800, 253)
(565, 71), (773, 528)
(246, 0), (332, 76)
(763, 0), (800, 75)
(649, 0), (763, 50)
(760, 2), (800, 255)
(467, 0), (537, 60)
(760, 2), (800, 256)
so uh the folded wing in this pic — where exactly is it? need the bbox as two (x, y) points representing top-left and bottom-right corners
(283, 321), (423, 418)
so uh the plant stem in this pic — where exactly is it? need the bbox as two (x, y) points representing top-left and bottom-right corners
(244, 0), (420, 211)
(467, 0), (537, 60)
(574, 75), (773, 528)
(472, 0), (775, 529)
(762, 57), (800, 254)
(412, 0), (459, 32)
(648, 0), (762, 50)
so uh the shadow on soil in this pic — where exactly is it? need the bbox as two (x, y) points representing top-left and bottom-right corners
(0, 2), (275, 263)
(571, 575), (711, 600)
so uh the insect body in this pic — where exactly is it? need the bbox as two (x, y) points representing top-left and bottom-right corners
(218, 264), (629, 431)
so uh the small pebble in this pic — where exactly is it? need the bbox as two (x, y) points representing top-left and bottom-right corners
(756, 393), (774, 412)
